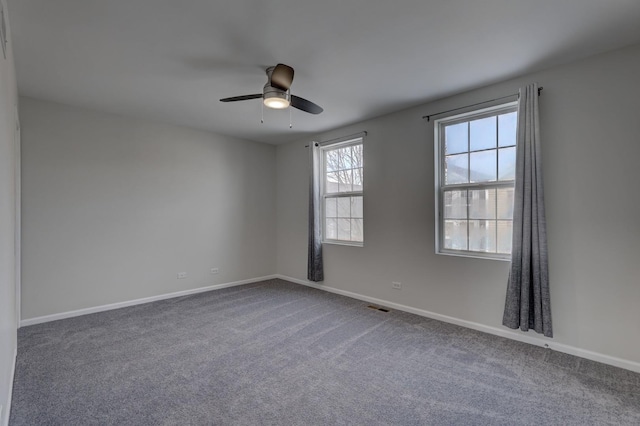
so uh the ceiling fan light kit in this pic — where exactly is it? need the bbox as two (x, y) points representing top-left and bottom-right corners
(220, 63), (323, 119)
(263, 89), (290, 109)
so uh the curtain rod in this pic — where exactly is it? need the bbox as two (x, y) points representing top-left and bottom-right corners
(422, 87), (543, 121)
(305, 131), (367, 148)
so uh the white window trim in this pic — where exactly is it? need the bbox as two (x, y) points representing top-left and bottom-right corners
(434, 102), (517, 261)
(320, 137), (364, 247)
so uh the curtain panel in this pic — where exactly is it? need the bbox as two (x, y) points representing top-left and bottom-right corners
(307, 142), (324, 282)
(503, 83), (552, 337)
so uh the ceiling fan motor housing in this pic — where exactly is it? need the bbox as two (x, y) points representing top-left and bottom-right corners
(263, 66), (290, 108)
(263, 85), (289, 100)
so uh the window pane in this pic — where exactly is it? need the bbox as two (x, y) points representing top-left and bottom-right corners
(351, 196), (363, 218)
(469, 189), (496, 219)
(352, 144), (363, 168)
(338, 169), (353, 193)
(444, 190), (467, 219)
(353, 168), (363, 192)
(497, 188), (514, 220)
(498, 112), (517, 147)
(337, 197), (350, 218)
(445, 122), (468, 155)
(326, 149), (339, 172)
(470, 150), (497, 182)
(325, 198), (337, 218)
(326, 172), (339, 193)
(469, 220), (497, 253)
(351, 219), (363, 242)
(325, 218), (337, 240)
(444, 220), (468, 250)
(498, 147), (516, 181)
(445, 154), (468, 184)
(470, 116), (496, 151)
(339, 146), (353, 169)
(337, 219), (351, 240)
(497, 220), (513, 253)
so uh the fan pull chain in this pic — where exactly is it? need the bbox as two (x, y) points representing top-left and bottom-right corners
(261, 102), (264, 124)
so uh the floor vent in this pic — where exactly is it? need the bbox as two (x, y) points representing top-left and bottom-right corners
(367, 305), (390, 313)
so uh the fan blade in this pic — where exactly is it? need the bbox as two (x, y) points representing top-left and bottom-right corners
(291, 95), (323, 114)
(220, 94), (262, 102)
(270, 64), (294, 91)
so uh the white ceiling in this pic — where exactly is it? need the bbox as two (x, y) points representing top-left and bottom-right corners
(8, 0), (640, 144)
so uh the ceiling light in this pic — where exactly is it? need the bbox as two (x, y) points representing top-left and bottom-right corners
(263, 92), (290, 109)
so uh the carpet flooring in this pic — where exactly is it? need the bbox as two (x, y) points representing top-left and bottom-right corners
(10, 279), (640, 425)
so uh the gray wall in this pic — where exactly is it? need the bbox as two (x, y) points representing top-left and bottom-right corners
(276, 44), (640, 365)
(20, 97), (277, 319)
(0, 0), (19, 421)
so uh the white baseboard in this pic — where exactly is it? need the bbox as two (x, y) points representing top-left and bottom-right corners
(2, 347), (16, 426)
(276, 274), (640, 374)
(20, 275), (279, 327)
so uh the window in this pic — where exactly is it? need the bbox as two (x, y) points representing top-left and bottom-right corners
(435, 103), (517, 259)
(321, 138), (364, 245)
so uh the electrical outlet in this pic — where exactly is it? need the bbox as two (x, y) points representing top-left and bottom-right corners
(210, 268), (219, 275)
(392, 281), (402, 290)
(177, 272), (188, 279)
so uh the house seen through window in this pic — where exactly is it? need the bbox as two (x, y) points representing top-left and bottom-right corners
(435, 103), (517, 259)
(322, 138), (364, 245)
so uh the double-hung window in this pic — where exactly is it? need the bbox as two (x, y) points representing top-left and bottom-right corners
(435, 103), (517, 259)
(321, 138), (364, 246)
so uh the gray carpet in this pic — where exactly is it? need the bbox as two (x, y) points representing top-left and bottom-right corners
(10, 279), (640, 425)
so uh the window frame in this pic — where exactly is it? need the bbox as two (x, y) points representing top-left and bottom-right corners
(434, 102), (518, 261)
(320, 137), (364, 247)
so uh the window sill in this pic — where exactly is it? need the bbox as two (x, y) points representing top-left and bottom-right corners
(436, 250), (510, 262)
(323, 240), (364, 248)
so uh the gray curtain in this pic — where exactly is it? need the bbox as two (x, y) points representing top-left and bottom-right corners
(503, 83), (552, 337)
(307, 142), (324, 282)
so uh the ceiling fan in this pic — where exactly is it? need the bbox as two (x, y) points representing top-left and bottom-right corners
(220, 64), (323, 115)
